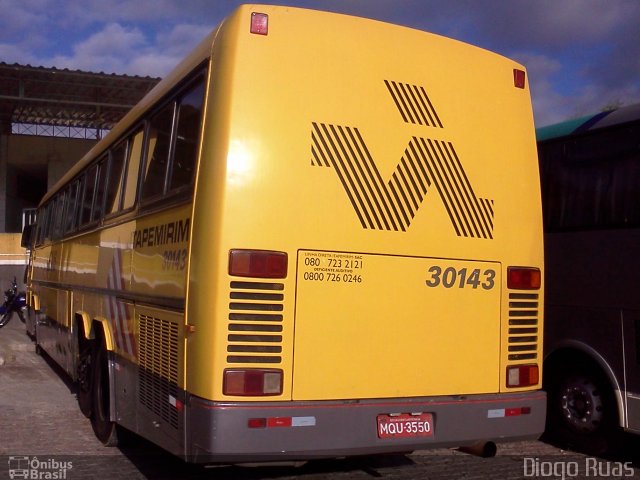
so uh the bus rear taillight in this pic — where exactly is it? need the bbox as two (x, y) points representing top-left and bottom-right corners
(223, 369), (283, 396)
(507, 267), (541, 290)
(229, 249), (287, 278)
(506, 364), (539, 388)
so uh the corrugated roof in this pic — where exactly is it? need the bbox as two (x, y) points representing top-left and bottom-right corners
(0, 62), (160, 130)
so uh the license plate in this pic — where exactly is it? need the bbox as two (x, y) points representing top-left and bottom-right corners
(377, 413), (434, 439)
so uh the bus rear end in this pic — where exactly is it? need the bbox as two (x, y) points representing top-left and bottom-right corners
(186, 5), (544, 462)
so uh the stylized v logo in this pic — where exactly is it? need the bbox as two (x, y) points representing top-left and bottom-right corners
(311, 122), (494, 238)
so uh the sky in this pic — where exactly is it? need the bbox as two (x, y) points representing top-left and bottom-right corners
(1, 0), (639, 126)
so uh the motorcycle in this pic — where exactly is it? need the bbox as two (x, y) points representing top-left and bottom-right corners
(0, 277), (27, 328)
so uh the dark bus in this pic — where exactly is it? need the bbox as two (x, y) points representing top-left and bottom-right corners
(539, 103), (640, 454)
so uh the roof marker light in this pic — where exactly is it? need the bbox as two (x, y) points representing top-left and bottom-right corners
(513, 69), (526, 89)
(251, 12), (269, 35)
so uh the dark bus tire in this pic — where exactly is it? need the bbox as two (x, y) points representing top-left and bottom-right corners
(90, 339), (119, 447)
(544, 360), (620, 456)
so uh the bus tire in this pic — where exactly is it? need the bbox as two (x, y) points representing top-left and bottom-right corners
(76, 327), (94, 418)
(91, 336), (119, 447)
(544, 358), (619, 456)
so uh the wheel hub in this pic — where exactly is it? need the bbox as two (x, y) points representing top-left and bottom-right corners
(560, 377), (603, 433)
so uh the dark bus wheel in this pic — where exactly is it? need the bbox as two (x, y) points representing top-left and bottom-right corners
(545, 365), (619, 456)
(90, 343), (119, 447)
(77, 341), (94, 418)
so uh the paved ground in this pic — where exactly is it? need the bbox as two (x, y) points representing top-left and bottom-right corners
(1, 316), (639, 479)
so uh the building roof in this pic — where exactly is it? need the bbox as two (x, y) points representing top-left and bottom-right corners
(0, 62), (160, 131)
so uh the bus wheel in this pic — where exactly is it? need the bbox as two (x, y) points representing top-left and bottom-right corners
(545, 363), (618, 455)
(91, 340), (119, 446)
(77, 336), (94, 418)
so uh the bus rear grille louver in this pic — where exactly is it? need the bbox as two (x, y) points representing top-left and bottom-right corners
(507, 293), (539, 361)
(227, 281), (284, 364)
(138, 314), (179, 429)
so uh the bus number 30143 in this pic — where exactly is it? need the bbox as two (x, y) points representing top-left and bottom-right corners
(426, 266), (495, 290)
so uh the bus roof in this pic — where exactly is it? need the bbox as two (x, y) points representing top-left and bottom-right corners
(536, 102), (640, 142)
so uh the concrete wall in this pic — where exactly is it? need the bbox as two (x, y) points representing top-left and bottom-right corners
(8, 135), (95, 190)
(0, 125), (9, 233)
(0, 233), (27, 291)
(1, 134), (96, 233)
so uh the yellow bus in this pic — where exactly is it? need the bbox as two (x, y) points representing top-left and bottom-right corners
(23, 4), (545, 462)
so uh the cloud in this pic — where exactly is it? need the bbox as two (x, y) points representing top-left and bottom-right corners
(0, 0), (49, 40)
(512, 53), (566, 126)
(466, 0), (640, 125)
(154, 23), (213, 61)
(435, 0), (640, 53)
(45, 23), (147, 74)
(32, 21), (213, 77)
(126, 23), (214, 77)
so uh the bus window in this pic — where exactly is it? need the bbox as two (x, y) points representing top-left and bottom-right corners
(123, 129), (144, 210)
(51, 192), (65, 240)
(169, 77), (205, 192)
(105, 141), (127, 215)
(63, 180), (80, 234)
(80, 165), (98, 226)
(41, 203), (52, 244)
(142, 103), (175, 201)
(91, 156), (108, 223)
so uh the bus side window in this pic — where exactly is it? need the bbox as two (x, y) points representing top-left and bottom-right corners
(42, 203), (52, 244)
(169, 77), (205, 192)
(63, 180), (80, 234)
(81, 165), (98, 226)
(91, 156), (108, 223)
(52, 192), (65, 241)
(105, 141), (127, 215)
(123, 129), (144, 210)
(142, 102), (175, 201)
(35, 207), (44, 245)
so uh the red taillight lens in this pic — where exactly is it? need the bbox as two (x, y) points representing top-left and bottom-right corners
(506, 364), (539, 388)
(513, 69), (526, 89)
(250, 12), (268, 35)
(229, 249), (287, 278)
(507, 267), (541, 290)
(223, 369), (283, 396)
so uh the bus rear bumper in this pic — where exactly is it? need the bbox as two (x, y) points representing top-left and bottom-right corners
(185, 391), (546, 463)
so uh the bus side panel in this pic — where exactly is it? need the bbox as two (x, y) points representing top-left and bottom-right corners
(132, 305), (186, 457)
(545, 228), (640, 432)
(131, 204), (191, 301)
(34, 285), (73, 375)
(623, 309), (640, 432)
